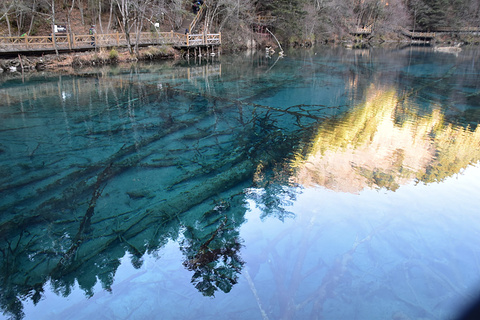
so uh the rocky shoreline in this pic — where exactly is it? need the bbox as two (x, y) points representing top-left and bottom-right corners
(0, 55), (48, 72)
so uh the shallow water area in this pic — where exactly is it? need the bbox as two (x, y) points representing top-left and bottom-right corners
(1, 46), (480, 320)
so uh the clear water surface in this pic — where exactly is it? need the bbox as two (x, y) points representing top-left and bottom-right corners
(1, 45), (480, 320)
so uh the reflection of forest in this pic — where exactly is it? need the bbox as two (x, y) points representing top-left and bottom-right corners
(0, 62), (222, 107)
(291, 86), (480, 193)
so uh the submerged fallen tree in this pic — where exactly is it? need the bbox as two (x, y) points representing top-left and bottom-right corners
(0, 71), (329, 319)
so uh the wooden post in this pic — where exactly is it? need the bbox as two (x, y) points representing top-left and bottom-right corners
(18, 54), (24, 70)
(25, 35), (28, 49)
(67, 33), (72, 50)
(71, 33), (76, 49)
(186, 33), (189, 46)
(219, 32), (221, 45)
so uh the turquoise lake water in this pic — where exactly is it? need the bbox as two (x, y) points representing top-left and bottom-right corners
(1, 46), (480, 320)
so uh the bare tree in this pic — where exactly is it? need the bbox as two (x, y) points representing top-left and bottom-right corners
(163, 0), (184, 31)
(77, 0), (85, 25)
(1, 1), (14, 36)
(27, 0), (38, 35)
(115, 0), (133, 53)
(107, 0), (114, 31)
(50, 0), (59, 56)
(98, 0), (103, 33)
(205, 0), (255, 33)
(378, 0), (408, 31)
(66, 0), (76, 47)
(132, 0), (148, 54)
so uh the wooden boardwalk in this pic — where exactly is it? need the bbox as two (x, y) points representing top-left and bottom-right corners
(350, 26), (373, 35)
(401, 29), (436, 39)
(348, 24), (480, 40)
(0, 31), (221, 55)
(435, 27), (480, 33)
(350, 26), (435, 39)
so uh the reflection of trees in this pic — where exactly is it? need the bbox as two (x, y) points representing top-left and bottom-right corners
(180, 206), (244, 297)
(291, 86), (480, 192)
(0, 234), (27, 320)
(0, 63), (325, 319)
(247, 161), (298, 221)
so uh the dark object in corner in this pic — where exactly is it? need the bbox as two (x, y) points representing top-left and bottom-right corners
(457, 295), (480, 320)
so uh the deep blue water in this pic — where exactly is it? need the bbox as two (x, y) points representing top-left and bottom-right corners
(1, 46), (480, 320)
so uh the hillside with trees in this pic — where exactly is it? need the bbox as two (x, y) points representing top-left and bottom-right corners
(1, 0), (480, 51)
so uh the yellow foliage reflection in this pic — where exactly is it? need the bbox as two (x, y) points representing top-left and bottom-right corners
(290, 86), (480, 193)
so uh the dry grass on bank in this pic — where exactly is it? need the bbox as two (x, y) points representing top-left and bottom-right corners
(47, 46), (178, 69)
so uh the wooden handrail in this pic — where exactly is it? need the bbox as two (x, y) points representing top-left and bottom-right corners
(0, 31), (221, 52)
(351, 26), (372, 34)
(256, 16), (276, 24)
(434, 27), (480, 32)
(349, 23), (374, 35)
(189, 2), (206, 33)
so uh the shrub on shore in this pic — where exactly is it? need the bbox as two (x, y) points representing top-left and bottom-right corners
(109, 48), (119, 60)
(140, 46), (175, 60)
(68, 46), (175, 68)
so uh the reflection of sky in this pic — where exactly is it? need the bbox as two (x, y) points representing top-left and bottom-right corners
(19, 164), (480, 320)
(241, 163), (480, 319)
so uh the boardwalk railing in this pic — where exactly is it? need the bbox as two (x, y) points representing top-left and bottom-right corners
(189, 4), (207, 33)
(206, 33), (221, 45)
(350, 26), (372, 35)
(256, 15), (276, 25)
(435, 27), (480, 33)
(0, 31), (221, 53)
(399, 28), (435, 39)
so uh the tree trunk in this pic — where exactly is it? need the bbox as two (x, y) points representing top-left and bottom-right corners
(135, 20), (141, 56)
(16, 11), (25, 35)
(107, 0), (114, 32)
(134, 2), (147, 56)
(4, 4), (12, 37)
(98, 0), (104, 33)
(116, 0), (133, 54)
(51, 0), (59, 57)
(125, 19), (132, 54)
(28, 0), (37, 35)
(67, 0), (76, 48)
(78, 0), (85, 26)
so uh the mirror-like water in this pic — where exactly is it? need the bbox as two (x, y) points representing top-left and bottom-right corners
(1, 46), (480, 320)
